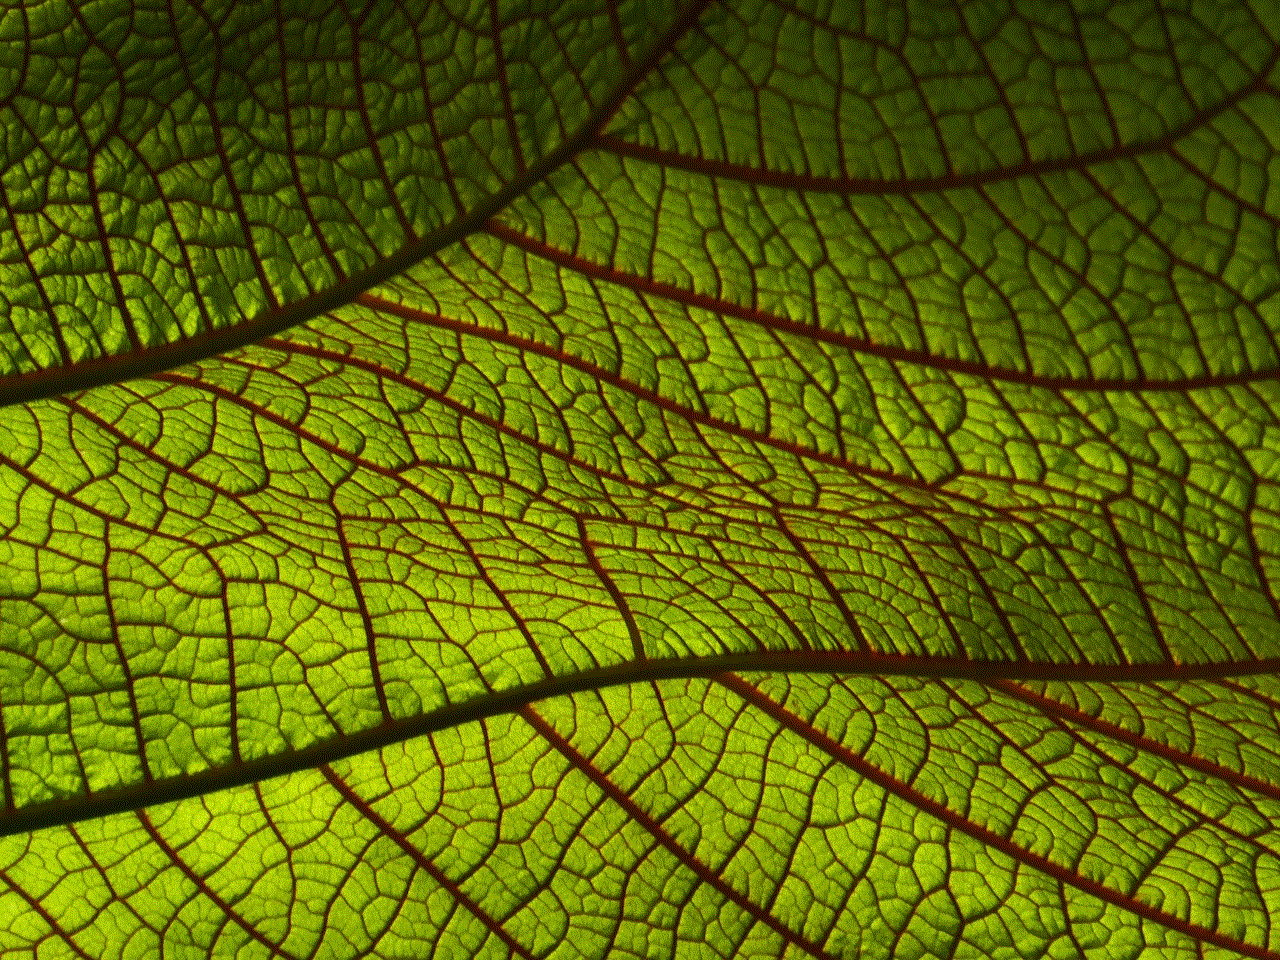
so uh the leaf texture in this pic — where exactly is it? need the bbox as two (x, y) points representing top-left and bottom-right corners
(2, 0), (1280, 957)
(5, 675), (1280, 958)
(0, 0), (688, 394)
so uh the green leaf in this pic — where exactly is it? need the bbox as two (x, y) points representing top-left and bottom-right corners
(2, 1), (1280, 956)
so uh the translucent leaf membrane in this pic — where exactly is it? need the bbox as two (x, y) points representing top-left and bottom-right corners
(6, 252), (1280, 821)
(1, 1), (1280, 958)
(599, 0), (1280, 385)
(3, 675), (1279, 959)
(0, 0), (686, 388)
(6, 0), (1280, 824)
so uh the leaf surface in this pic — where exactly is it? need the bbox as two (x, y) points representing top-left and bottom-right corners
(0, 0), (690, 397)
(2, 1), (1280, 957)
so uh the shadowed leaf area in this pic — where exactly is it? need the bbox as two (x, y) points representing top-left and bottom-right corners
(1, 0), (1279, 956)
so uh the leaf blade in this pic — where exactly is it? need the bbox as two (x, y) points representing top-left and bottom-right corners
(2, 2), (1280, 957)
(5, 675), (1280, 957)
(0, 0), (703, 401)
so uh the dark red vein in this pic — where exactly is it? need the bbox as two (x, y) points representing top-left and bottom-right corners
(101, 533), (154, 783)
(0, 696), (10, 810)
(84, 156), (142, 353)
(352, 290), (977, 505)
(6, 652), (1280, 839)
(222, 582), (242, 765)
(353, 288), (1144, 657)
(607, 0), (631, 71)
(270, 323), (1024, 568)
(1100, 498), (1173, 662)
(941, 679), (1278, 854)
(0, 866), (95, 960)
(591, 47), (1279, 195)
(519, 703), (839, 960)
(136, 810), (295, 959)
(349, 2), (417, 243)
(718, 673), (1280, 960)
(0, 182), (70, 367)
(576, 515), (647, 660)
(436, 507), (554, 679)
(762, 502), (870, 652)
(483, 219), (1280, 394)
(256, 335), (658, 490)
(0, 1), (713, 407)
(183, 0), (280, 316)
(320, 764), (534, 960)
(333, 504), (392, 723)
(489, 0), (525, 177)
(990, 679), (1280, 805)
(58, 393), (270, 505)
(275, 0), (345, 279)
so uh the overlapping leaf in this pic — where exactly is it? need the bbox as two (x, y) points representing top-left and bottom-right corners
(2, 1), (1280, 957)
